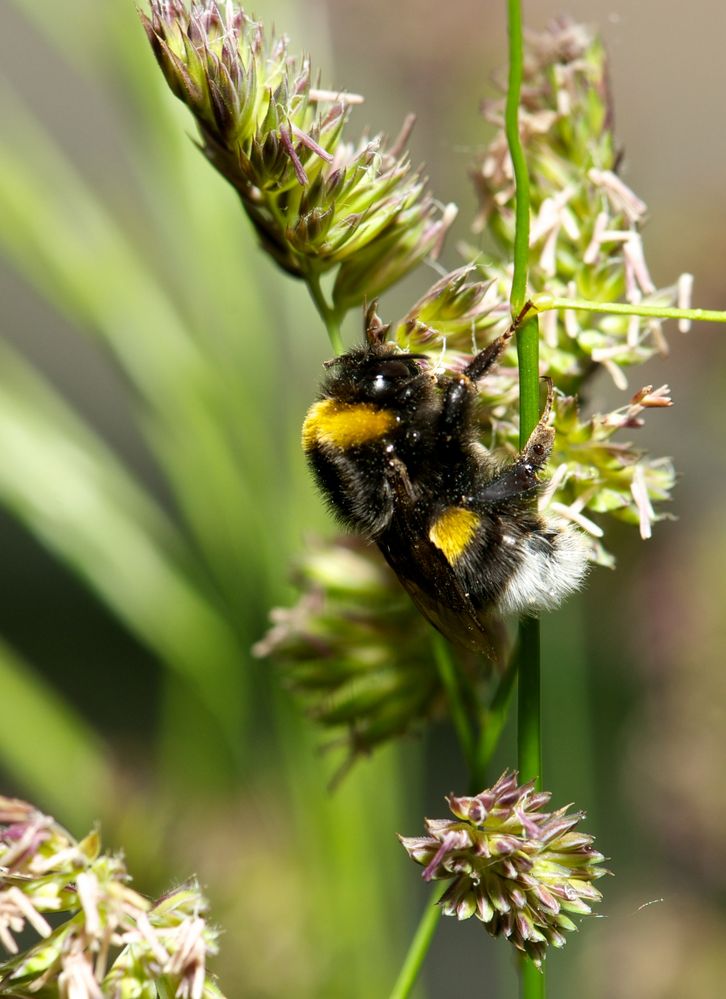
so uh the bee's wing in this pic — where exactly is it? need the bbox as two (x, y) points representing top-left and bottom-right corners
(377, 532), (506, 663)
(380, 456), (507, 662)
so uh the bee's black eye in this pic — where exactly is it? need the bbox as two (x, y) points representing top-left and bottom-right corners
(367, 359), (417, 394)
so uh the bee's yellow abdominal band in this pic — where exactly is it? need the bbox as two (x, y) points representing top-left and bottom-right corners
(302, 399), (397, 450)
(429, 507), (480, 564)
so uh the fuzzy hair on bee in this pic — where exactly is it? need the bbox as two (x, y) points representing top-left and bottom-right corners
(302, 307), (588, 655)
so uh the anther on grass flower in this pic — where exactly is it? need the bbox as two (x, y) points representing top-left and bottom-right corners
(0, 798), (224, 999)
(254, 539), (481, 766)
(399, 771), (607, 968)
(142, 1), (454, 305)
(548, 391), (675, 562)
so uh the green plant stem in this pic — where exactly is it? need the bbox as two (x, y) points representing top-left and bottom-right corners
(432, 632), (475, 773)
(515, 316), (541, 447)
(388, 895), (442, 999)
(531, 294), (726, 326)
(472, 642), (519, 790)
(505, 0), (530, 316)
(306, 270), (345, 354)
(516, 616), (541, 788)
(520, 955), (545, 999)
(388, 645), (520, 999)
(507, 2), (545, 996)
(504, 0), (539, 447)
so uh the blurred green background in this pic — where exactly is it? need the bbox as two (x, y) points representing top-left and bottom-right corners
(2, 1), (726, 996)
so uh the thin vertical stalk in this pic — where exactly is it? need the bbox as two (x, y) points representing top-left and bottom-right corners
(387, 641), (525, 999)
(505, 1), (545, 997)
(516, 615), (541, 786)
(520, 956), (544, 999)
(391, 2), (547, 994)
(432, 632), (475, 772)
(504, 0), (539, 443)
(505, 0), (530, 318)
(388, 899), (442, 999)
(514, 315), (541, 450)
(472, 639), (519, 789)
(306, 269), (345, 355)
(504, 0), (540, 445)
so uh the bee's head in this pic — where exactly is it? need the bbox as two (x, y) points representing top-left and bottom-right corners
(322, 342), (433, 409)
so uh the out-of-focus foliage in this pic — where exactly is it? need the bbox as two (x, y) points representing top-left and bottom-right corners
(0, 2), (411, 995)
(0, 797), (224, 998)
(253, 539), (439, 764)
(2, 1), (726, 997)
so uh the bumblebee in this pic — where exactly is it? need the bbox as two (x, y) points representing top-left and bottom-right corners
(302, 310), (587, 655)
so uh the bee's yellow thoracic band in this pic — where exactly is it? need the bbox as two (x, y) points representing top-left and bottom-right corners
(429, 507), (480, 564)
(302, 399), (398, 450)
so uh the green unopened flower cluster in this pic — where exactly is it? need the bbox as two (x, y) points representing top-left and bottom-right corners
(254, 539), (461, 767)
(0, 798), (224, 998)
(399, 770), (607, 967)
(471, 17), (686, 387)
(142, 1), (455, 311)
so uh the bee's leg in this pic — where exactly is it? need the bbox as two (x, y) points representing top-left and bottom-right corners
(478, 378), (555, 504)
(437, 329), (516, 440)
(438, 374), (477, 441)
(463, 325), (516, 382)
(520, 376), (554, 468)
(464, 299), (537, 382)
(385, 455), (417, 505)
